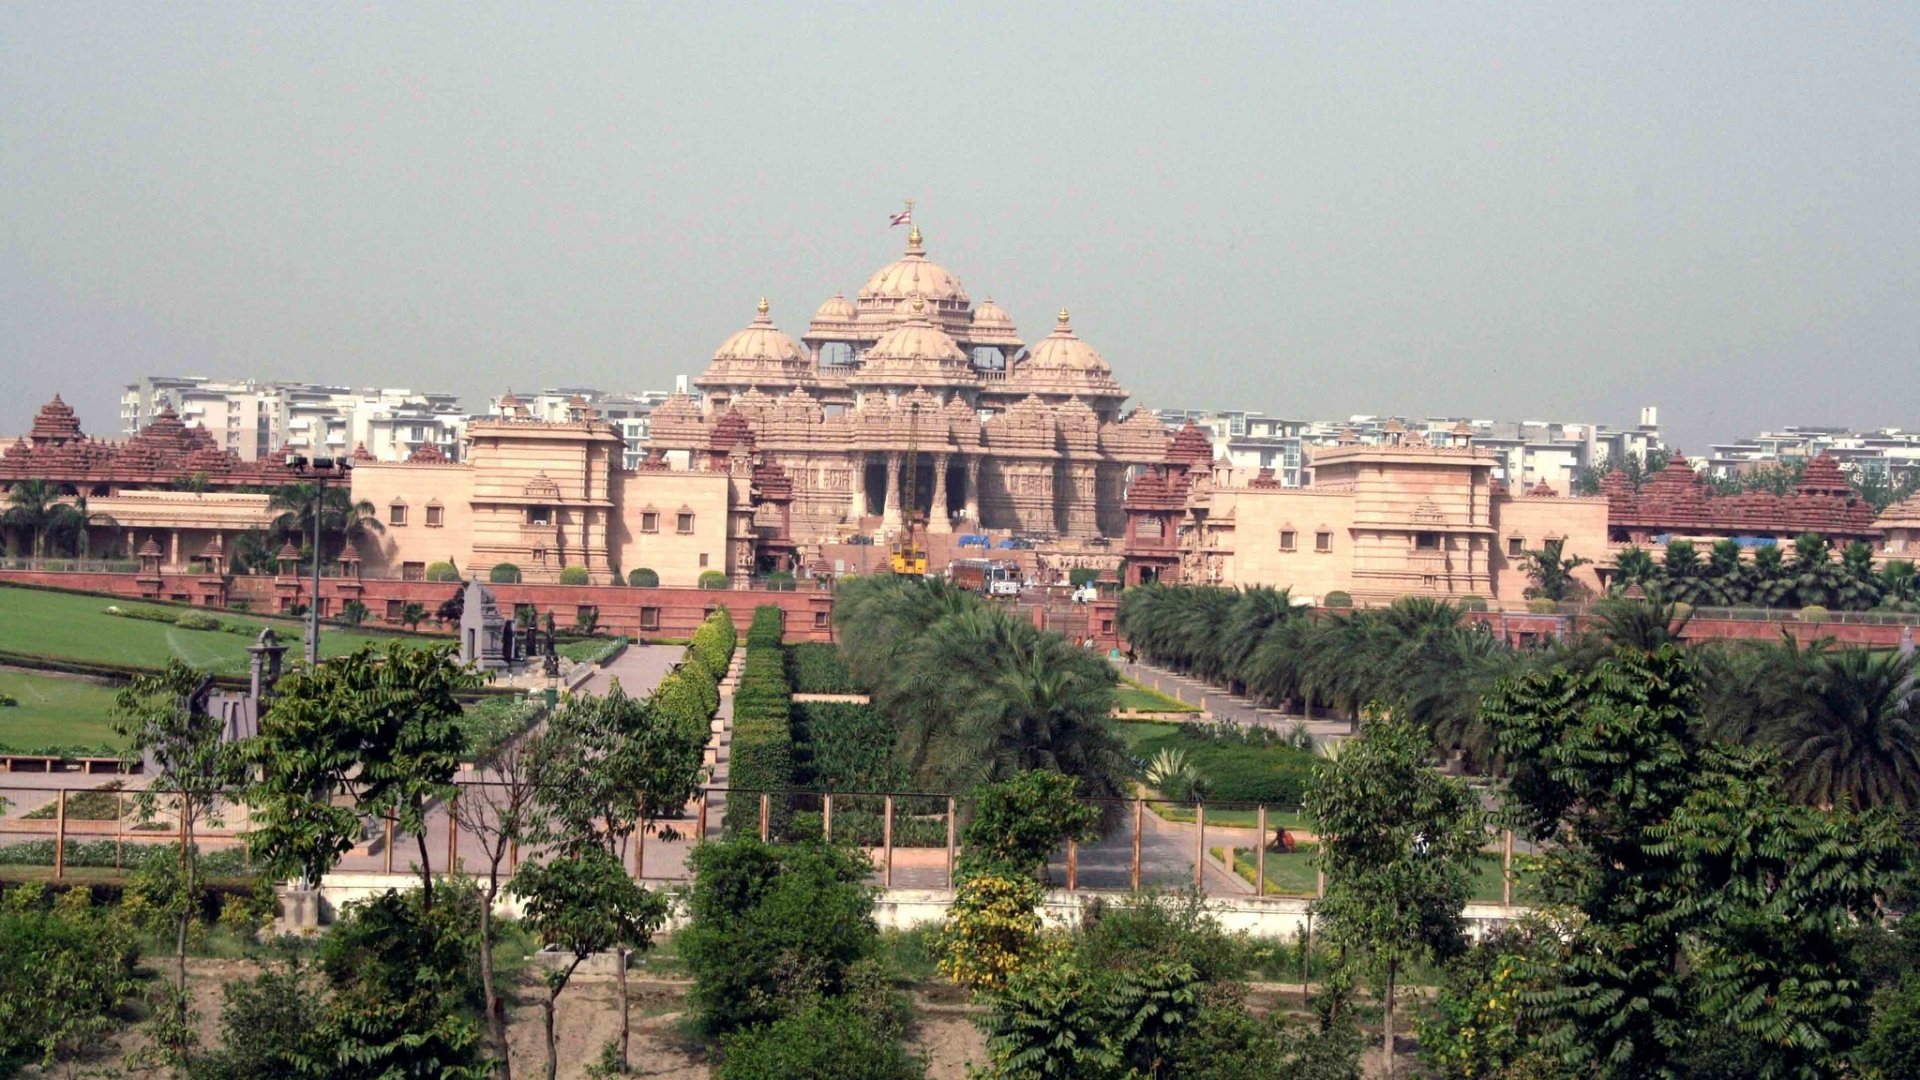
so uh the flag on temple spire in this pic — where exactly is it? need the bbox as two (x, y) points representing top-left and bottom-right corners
(889, 199), (913, 227)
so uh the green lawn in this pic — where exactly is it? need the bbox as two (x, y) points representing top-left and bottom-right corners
(0, 669), (127, 753)
(0, 586), (434, 675)
(1114, 679), (1200, 713)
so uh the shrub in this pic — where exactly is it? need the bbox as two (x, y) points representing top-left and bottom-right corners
(0, 904), (142, 1072)
(785, 643), (860, 695)
(488, 563), (522, 584)
(791, 702), (898, 790)
(1526, 597), (1558, 614)
(1800, 604), (1831, 622)
(689, 608), (737, 678)
(961, 772), (1099, 880)
(746, 605), (785, 649)
(719, 998), (924, 1080)
(681, 837), (880, 1037)
(763, 570), (797, 592)
(174, 611), (222, 631)
(727, 618), (794, 836)
(937, 872), (1044, 990)
(558, 565), (589, 585)
(1068, 567), (1102, 588)
(0, 695), (15, 707)
(699, 570), (731, 590)
(337, 600), (369, 626)
(425, 561), (461, 582)
(629, 567), (659, 587)
(1456, 595), (1488, 612)
(1321, 591), (1352, 609)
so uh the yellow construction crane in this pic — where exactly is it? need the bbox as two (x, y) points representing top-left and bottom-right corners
(889, 402), (929, 575)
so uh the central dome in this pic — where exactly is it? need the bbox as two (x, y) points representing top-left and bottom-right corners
(866, 297), (968, 364)
(858, 227), (970, 307)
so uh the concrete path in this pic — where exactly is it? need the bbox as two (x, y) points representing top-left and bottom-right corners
(1115, 659), (1354, 748)
(579, 643), (685, 698)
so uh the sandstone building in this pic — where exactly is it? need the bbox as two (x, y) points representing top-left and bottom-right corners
(646, 226), (1169, 543)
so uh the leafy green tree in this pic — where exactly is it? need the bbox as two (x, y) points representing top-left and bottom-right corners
(719, 997), (926, 1080)
(1307, 716), (1486, 1078)
(3, 479), (58, 558)
(511, 850), (669, 1080)
(112, 660), (247, 1064)
(194, 959), (334, 1080)
(316, 887), (490, 1078)
(1520, 537), (1592, 602)
(400, 600), (428, 630)
(679, 837), (880, 1037)
(1486, 644), (1903, 1077)
(337, 598), (369, 626)
(959, 770), (1099, 880)
(0, 892), (141, 1075)
(1858, 974), (1920, 1078)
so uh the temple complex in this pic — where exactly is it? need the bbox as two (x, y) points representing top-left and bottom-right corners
(1599, 454), (1881, 546)
(646, 226), (1170, 543)
(1, 396), (299, 493)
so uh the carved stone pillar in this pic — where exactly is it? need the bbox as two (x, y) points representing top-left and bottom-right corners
(928, 454), (952, 534)
(849, 453), (867, 520)
(963, 456), (982, 525)
(882, 452), (903, 532)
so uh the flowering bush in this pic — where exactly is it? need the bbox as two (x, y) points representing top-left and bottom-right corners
(936, 872), (1043, 991)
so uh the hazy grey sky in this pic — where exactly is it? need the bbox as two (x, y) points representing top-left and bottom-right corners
(3, 3), (1915, 453)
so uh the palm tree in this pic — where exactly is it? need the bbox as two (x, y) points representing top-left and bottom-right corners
(1700, 539), (1746, 607)
(1519, 538), (1592, 601)
(1584, 595), (1693, 654)
(1660, 539), (1707, 605)
(1882, 560), (1918, 608)
(1612, 545), (1657, 594)
(267, 482), (384, 562)
(1765, 647), (1920, 811)
(1788, 533), (1844, 609)
(1744, 544), (1794, 608)
(1835, 541), (1883, 611)
(1218, 586), (1299, 691)
(3, 480), (56, 558)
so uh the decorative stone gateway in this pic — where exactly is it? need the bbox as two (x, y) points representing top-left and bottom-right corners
(654, 225), (1170, 543)
(458, 578), (511, 670)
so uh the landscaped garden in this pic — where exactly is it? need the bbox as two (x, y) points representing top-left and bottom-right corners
(0, 585), (432, 675)
(1112, 677), (1200, 713)
(0, 668), (126, 754)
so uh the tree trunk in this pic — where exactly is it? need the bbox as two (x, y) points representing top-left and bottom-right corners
(415, 820), (435, 909)
(617, 947), (631, 1070)
(175, 806), (194, 1059)
(1382, 959), (1397, 1080)
(543, 996), (558, 1080)
(480, 883), (511, 1079)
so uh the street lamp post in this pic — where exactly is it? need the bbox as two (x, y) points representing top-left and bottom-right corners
(283, 453), (352, 667)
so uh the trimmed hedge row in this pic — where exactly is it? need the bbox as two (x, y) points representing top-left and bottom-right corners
(783, 642), (861, 695)
(725, 606), (795, 835)
(791, 701), (900, 792)
(689, 608), (737, 682)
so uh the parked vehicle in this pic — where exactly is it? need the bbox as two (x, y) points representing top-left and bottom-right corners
(989, 578), (1022, 597)
(1072, 584), (1099, 604)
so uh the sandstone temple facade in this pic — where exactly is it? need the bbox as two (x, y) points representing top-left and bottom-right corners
(646, 227), (1169, 543)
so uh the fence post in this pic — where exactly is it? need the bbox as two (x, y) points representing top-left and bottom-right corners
(1067, 838), (1078, 892)
(115, 789), (124, 870)
(446, 791), (459, 878)
(759, 793), (770, 842)
(945, 796), (957, 888)
(882, 795), (894, 890)
(384, 809), (396, 874)
(1131, 798), (1144, 891)
(1255, 805), (1268, 898)
(823, 794), (833, 842)
(1503, 829), (1514, 907)
(54, 789), (67, 881)
(1193, 802), (1205, 891)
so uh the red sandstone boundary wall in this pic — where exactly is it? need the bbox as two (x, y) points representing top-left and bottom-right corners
(0, 571), (836, 643)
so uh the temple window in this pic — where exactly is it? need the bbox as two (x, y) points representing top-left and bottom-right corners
(388, 503), (408, 526)
(527, 506), (552, 525)
(641, 511), (659, 534)
(426, 505), (443, 527)
(813, 610), (830, 629)
(385, 599), (405, 620)
(698, 553), (709, 568)
(1416, 533), (1441, 551)
(401, 562), (425, 581)
(1279, 530), (1297, 552)
(677, 512), (695, 534)
(1507, 536), (1524, 557)
(640, 607), (661, 631)
(1315, 531), (1333, 552)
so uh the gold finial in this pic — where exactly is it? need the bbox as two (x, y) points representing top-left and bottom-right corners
(756, 297), (770, 317)
(1057, 308), (1070, 325)
(907, 223), (922, 247)
(911, 295), (926, 314)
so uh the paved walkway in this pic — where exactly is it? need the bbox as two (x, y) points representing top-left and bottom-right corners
(1115, 659), (1354, 748)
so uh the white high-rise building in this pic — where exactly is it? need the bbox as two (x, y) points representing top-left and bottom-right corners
(120, 377), (466, 462)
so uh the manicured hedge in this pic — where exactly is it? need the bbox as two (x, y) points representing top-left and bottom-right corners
(629, 567), (659, 587)
(558, 566), (590, 585)
(725, 606), (795, 836)
(1133, 726), (1317, 806)
(689, 608), (737, 681)
(784, 643), (860, 695)
(426, 561), (461, 582)
(791, 702), (900, 792)
(489, 563), (522, 584)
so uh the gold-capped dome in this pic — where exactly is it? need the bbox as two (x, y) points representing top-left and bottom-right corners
(1057, 308), (1070, 325)
(756, 297), (770, 317)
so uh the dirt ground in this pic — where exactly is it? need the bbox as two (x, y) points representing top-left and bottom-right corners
(46, 958), (990, 1079)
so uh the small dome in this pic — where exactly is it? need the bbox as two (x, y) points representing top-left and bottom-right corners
(971, 297), (1014, 327)
(712, 298), (806, 363)
(867, 296), (967, 363)
(813, 293), (856, 322)
(1023, 309), (1111, 372)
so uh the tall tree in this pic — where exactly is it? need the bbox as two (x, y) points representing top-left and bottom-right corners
(3, 480), (57, 558)
(1519, 537), (1591, 601)
(1307, 717), (1485, 1078)
(112, 661), (247, 1066)
(268, 481), (384, 561)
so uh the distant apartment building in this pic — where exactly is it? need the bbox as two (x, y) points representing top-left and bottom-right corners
(1706, 426), (1920, 485)
(1152, 406), (1664, 494)
(121, 377), (466, 462)
(488, 381), (689, 469)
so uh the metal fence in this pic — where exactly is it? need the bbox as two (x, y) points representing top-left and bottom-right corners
(0, 781), (1530, 905)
